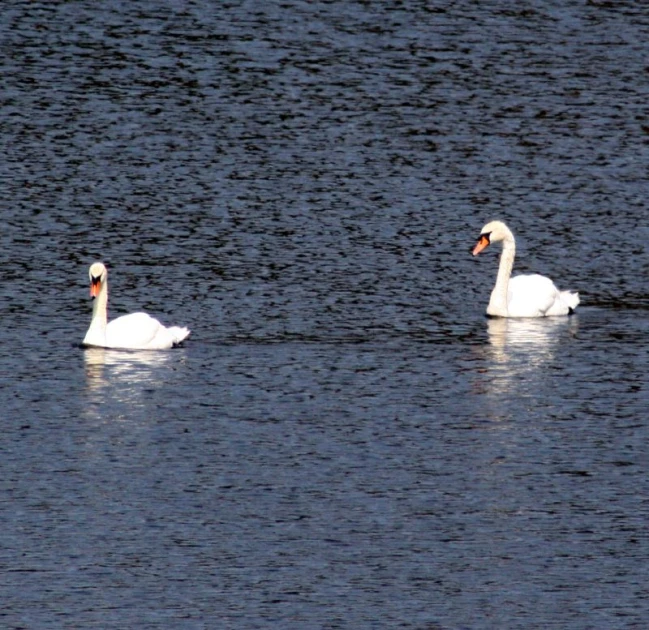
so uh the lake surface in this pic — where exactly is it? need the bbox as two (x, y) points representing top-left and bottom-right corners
(1, 0), (648, 627)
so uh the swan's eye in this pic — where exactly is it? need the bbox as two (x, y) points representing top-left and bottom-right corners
(480, 232), (491, 243)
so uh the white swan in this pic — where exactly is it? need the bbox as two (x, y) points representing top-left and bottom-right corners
(472, 221), (579, 318)
(82, 262), (190, 350)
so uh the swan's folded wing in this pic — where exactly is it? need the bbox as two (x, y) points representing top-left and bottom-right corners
(508, 274), (562, 317)
(105, 312), (168, 349)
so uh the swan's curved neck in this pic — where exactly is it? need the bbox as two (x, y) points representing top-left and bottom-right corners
(488, 237), (515, 317)
(83, 279), (109, 346)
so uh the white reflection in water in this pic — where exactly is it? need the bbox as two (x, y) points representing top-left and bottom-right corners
(482, 316), (579, 419)
(83, 347), (182, 418)
(487, 317), (578, 364)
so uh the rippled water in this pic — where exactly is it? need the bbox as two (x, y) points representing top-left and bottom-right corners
(2, 1), (648, 627)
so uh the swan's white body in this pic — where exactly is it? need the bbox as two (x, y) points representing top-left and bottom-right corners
(83, 262), (190, 350)
(472, 221), (579, 318)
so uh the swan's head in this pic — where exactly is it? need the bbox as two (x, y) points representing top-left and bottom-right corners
(472, 220), (514, 256)
(88, 262), (107, 298)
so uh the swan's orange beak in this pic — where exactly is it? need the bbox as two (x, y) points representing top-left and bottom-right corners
(90, 278), (101, 298)
(472, 235), (490, 256)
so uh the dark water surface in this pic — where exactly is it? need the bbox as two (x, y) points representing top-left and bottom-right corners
(1, 1), (648, 628)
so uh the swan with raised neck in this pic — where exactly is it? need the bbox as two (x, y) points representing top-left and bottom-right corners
(83, 262), (190, 350)
(472, 221), (579, 318)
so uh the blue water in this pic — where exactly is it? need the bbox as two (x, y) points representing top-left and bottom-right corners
(1, 1), (648, 628)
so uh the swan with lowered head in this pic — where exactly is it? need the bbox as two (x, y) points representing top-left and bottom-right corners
(82, 262), (190, 350)
(472, 221), (579, 318)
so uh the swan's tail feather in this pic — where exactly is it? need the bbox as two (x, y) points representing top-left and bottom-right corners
(561, 291), (580, 312)
(169, 326), (191, 345)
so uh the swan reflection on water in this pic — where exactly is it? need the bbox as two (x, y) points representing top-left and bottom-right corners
(83, 347), (182, 415)
(482, 316), (579, 410)
(487, 316), (579, 363)
(84, 347), (175, 385)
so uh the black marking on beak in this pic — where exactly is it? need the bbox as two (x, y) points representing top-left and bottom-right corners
(470, 232), (492, 255)
(90, 275), (101, 299)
